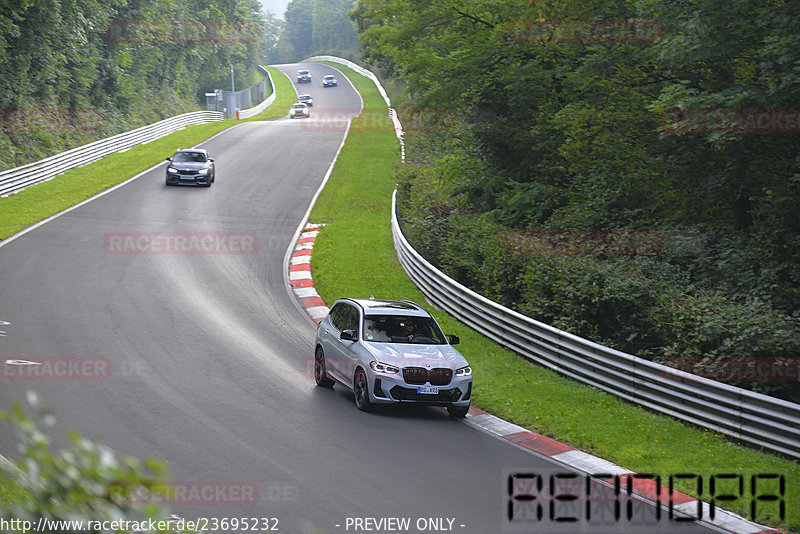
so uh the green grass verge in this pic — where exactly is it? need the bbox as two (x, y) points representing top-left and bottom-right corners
(308, 61), (799, 532)
(0, 66), (296, 241)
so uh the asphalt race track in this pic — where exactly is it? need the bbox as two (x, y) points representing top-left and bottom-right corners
(0, 63), (717, 534)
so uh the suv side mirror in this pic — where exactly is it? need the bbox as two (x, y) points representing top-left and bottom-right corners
(340, 330), (357, 341)
(446, 334), (460, 345)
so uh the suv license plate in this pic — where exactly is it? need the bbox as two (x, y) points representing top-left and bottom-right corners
(417, 386), (439, 394)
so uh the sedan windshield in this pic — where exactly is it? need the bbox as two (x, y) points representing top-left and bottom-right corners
(173, 152), (206, 162)
(363, 315), (446, 344)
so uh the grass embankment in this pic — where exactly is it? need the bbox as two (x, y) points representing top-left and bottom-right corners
(308, 61), (799, 532)
(0, 66), (296, 241)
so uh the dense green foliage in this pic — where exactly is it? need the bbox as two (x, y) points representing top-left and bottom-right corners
(0, 394), (169, 532)
(269, 0), (358, 62)
(352, 0), (800, 401)
(0, 0), (274, 170)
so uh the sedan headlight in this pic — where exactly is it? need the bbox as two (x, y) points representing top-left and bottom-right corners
(167, 167), (178, 174)
(455, 365), (472, 377)
(197, 168), (209, 175)
(369, 361), (399, 374)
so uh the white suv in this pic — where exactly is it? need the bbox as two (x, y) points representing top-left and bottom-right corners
(314, 299), (472, 417)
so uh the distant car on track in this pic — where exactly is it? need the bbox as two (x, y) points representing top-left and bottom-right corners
(314, 298), (472, 417)
(322, 74), (338, 87)
(296, 70), (311, 83)
(290, 103), (310, 118)
(298, 94), (313, 107)
(165, 148), (215, 187)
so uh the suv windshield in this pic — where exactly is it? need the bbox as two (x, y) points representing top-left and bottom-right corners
(173, 152), (206, 163)
(363, 315), (446, 344)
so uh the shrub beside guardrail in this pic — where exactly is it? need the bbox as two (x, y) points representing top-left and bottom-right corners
(0, 110), (223, 197)
(391, 189), (800, 460)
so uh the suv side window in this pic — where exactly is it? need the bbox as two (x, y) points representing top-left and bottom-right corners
(343, 305), (360, 337)
(329, 303), (346, 330)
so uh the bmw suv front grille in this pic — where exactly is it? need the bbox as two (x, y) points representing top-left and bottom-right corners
(402, 367), (453, 386)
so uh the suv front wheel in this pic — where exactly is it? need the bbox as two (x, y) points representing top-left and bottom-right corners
(353, 368), (373, 412)
(447, 404), (469, 418)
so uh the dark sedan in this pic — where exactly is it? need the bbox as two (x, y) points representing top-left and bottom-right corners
(165, 149), (215, 187)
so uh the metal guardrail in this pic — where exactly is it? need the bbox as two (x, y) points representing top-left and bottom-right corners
(0, 110), (223, 197)
(237, 68), (277, 119)
(391, 190), (800, 460)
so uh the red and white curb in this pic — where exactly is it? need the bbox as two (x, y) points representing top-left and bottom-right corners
(288, 223), (328, 324)
(465, 406), (783, 534)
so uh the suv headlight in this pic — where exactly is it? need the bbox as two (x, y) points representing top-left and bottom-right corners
(370, 361), (399, 374)
(455, 366), (472, 377)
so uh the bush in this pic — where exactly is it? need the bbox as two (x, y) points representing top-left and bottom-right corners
(0, 393), (173, 533)
(653, 291), (800, 402)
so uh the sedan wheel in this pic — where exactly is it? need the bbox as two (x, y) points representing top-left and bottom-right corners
(353, 368), (373, 412)
(314, 347), (334, 388)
